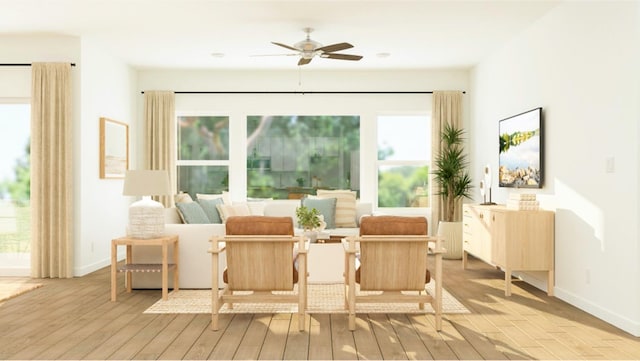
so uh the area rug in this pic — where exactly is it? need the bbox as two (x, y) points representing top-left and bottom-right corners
(0, 277), (43, 302)
(144, 283), (469, 314)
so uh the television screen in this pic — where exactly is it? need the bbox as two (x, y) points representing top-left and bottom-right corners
(498, 107), (543, 188)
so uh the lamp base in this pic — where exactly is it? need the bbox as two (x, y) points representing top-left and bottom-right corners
(128, 196), (165, 239)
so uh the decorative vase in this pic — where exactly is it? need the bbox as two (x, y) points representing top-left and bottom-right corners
(437, 221), (463, 260)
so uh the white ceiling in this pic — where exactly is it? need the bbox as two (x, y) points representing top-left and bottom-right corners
(0, 0), (560, 70)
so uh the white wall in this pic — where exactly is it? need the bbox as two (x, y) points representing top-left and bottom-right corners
(137, 68), (469, 217)
(75, 36), (138, 276)
(469, 1), (640, 336)
(0, 34), (137, 277)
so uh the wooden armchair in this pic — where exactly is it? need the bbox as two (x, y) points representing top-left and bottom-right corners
(343, 216), (444, 331)
(209, 216), (308, 331)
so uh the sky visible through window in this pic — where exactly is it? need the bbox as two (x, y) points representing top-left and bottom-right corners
(0, 104), (30, 184)
(377, 115), (430, 161)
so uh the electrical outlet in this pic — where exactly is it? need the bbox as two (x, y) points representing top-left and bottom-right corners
(606, 157), (615, 173)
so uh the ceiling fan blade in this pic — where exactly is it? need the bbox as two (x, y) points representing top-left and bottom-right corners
(316, 42), (353, 53)
(298, 57), (312, 66)
(322, 53), (363, 61)
(272, 42), (299, 52)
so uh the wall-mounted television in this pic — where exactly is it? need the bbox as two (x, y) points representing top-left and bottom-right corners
(498, 107), (543, 188)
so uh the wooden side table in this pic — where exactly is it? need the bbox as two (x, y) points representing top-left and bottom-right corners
(111, 234), (179, 301)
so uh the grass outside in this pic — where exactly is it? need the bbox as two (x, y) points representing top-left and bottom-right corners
(0, 204), (30, 253)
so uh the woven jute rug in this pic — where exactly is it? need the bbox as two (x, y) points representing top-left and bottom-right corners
(0, 277), (42, 302)
(144, 283), (469, 314)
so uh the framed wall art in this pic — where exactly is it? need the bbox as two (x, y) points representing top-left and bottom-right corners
(100, 117), (129, 179)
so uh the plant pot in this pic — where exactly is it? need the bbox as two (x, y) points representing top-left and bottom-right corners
(304, 230), (318, 243)
(437, 221), (463, 260)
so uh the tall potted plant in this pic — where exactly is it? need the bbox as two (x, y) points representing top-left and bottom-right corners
(432, 123), (473, 259)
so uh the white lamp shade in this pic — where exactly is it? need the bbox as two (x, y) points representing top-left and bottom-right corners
(123, 170), (170, 196)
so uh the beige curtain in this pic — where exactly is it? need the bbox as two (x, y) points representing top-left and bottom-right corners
(144, 91), (176, 207)
(31, 63), (73, 278)
(431, 91), (464, 227)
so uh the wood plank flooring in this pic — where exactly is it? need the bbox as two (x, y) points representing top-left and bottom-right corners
(1, 256), (639, 360)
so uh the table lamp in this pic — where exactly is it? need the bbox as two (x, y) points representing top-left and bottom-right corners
(123, 170), (170, 239)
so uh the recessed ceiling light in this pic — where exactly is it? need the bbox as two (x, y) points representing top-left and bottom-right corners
(210, 52), (225, 58)
(376, 52), (391, 58)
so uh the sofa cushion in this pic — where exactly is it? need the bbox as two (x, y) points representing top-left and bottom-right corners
(316, 189), (357, 228)
(301, 196), (337, 229)
(175, 202), (210, 224)
(198, 198), (224, 223)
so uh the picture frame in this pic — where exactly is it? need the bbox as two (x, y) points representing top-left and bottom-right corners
(100, 117), (129, 179)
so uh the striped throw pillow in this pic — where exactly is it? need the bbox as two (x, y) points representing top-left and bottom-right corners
(316, 190), (357, 228)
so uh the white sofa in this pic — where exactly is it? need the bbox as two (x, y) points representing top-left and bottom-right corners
(131, 199), (372, 289)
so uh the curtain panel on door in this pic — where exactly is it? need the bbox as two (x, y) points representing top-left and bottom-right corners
(30, 62), (73, 278)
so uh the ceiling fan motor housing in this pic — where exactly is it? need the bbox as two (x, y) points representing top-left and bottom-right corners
(295, 39), (322, 59)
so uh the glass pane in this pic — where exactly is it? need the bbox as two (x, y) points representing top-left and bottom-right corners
(0, 103), (31, 256)
(247, 115), (360, 200)
(178, 115), (229, 160)
(177, 165), (229, 199)
(378, 165), (429, 207)
(377, 115), (429, 161)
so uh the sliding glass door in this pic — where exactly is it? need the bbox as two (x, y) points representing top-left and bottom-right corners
(0, 102), (31, 275)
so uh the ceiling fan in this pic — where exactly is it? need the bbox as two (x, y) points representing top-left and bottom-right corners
(267, 28), (363, 66)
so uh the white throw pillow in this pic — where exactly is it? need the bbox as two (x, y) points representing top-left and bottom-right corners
(174, 192), (194, 204)
(246, 201), (267, 216)
(316, 189), (357, 228)
(216, 203), (251, 223)
(196, 191), (231, 205)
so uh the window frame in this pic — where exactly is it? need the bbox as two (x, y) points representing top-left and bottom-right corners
(175, 112), (231, 196)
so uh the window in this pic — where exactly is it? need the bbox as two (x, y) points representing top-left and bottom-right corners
(176, 115), (230, 197)
(246, 115), (360, 199)
(0, 102), (31, 261)
(377, 115), (430, 208)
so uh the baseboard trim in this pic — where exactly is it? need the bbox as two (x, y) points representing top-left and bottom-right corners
(0, 267), (29, 276)
(554, 287), (640, 337)
(74, 257), (111, 277)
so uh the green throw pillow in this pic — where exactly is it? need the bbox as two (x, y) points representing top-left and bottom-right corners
(176, 202), (210, 224)
(198, 198), (224, 223)
(302, 197), (337, 229)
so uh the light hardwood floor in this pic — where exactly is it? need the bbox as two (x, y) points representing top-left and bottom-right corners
(1, 256), (639, 360)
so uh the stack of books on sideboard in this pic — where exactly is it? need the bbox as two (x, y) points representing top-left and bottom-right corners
(506, 193), (540, 210)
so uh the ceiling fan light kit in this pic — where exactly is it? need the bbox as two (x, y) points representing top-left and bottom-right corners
(268, 27), (363, 66)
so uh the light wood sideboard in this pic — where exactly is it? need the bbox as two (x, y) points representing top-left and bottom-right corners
(462, 204), (554, 296)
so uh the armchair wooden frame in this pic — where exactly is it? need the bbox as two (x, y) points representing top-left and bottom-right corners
(343, 235), (444, 331)
(209, 234), (308, 331)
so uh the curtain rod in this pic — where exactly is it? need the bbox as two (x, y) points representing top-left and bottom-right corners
(0, 63), (76, 67)
(140, 91), (465, 95)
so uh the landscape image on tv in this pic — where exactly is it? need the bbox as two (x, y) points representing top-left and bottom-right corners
(498, 107), (543, 188)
